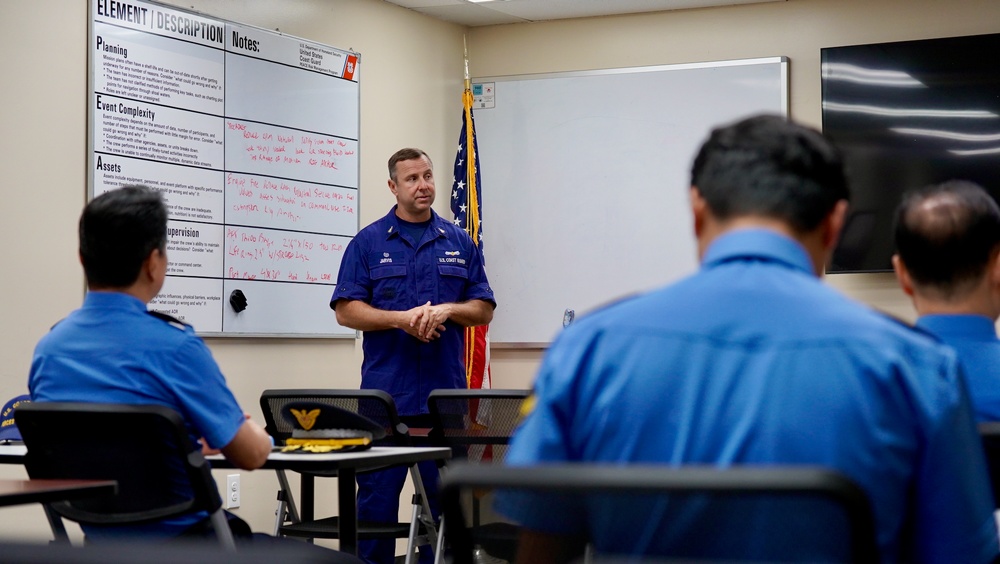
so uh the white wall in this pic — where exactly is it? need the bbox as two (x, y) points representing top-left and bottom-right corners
(1, 0), (999, 543)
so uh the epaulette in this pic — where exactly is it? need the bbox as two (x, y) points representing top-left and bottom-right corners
(147, 310), (191, 331)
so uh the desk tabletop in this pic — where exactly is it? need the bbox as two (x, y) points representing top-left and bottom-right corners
(0, 478), (117, 508)
(208, 445), (451, 471)
(0, 445), (27, 465)
(0, 444), (451, 472)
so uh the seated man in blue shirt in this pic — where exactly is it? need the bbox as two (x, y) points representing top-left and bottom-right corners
(893, 180), (1000, 421)
(29, 186), (281, 544)
(499, 115), (998, 563)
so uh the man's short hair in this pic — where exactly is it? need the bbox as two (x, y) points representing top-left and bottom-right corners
(387, 148), (432, 182)
(79, 185), (168, 288)
(894, 180), (1000, 294)
(690, 114), (849, 232)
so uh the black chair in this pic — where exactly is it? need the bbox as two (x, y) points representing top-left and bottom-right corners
(14, 402), (235, 550)
(427, 388), (529, 561)
(259, 389), (438, 560)
(441, 463), (880, 564)
(427, 388), (529, 464)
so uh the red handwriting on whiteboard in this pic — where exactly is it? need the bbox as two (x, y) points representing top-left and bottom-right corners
(227, 120), (357, 172)
(224, 227), (340, 283)
(226, 173), (357, 225)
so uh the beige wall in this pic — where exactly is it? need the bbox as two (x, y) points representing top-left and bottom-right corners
(1, 0), (997, 542)
(0, 0), (468, 542)
(468, 0), (1000, 329)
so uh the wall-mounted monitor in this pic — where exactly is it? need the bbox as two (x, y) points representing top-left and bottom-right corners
(823, 33), (1000, 273)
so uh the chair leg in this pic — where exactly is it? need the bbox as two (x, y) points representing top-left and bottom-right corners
(274, 495), (287, 536)
(43, 505), (70, 545)
(277, 469), (300, 523)
(433, 515), (446, 564)
(209, 509), (237, 551)
(404, 497), (421, 564)
(409, 464), (438, 545)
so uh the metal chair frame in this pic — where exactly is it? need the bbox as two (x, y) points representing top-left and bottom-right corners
(427, 388), (529, 561)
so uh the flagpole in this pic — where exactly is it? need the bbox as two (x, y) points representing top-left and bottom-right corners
(462, 35), (476, 386)
(462, 38), (479, 248)
(458, 36), (489, 391)
(463, 35), (471, 91)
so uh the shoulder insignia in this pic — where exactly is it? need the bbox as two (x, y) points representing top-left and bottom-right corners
(147, 310), (191, 331)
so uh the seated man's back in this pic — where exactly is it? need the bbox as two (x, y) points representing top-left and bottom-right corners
(893, 180), (1000, 422)
(29, 186), (271, 540)
(500, 116), (998, 564)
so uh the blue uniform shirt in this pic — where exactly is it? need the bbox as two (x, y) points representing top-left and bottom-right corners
(331, 206), (495, 415)
(29, 291), (246, 539)
(500, 229), (998, 563)
(918, 314), (1000, 422)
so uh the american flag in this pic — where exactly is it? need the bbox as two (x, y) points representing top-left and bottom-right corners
(451, 87), (492, 394)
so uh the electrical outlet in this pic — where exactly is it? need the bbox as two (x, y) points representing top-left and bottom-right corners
(226, 474), (240, 509)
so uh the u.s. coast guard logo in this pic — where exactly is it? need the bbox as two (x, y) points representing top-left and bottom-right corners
(445, 251), (460, 256)
(383, 252), (389, 257)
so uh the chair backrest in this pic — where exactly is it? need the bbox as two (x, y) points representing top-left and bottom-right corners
(260, 389), (410, 447)
(979, 422), (1000, 508)
(15, 402), (223, 526)
(427, 389), (529, 464)
(440, 463), (880, 564)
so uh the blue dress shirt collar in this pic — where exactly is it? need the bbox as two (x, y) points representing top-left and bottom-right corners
(82, 291), (148, 313)
(701, 228), (814, 276)
(917, 314), (998, 343)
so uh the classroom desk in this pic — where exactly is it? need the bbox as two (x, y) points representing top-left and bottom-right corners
(0, 478), (116, 508)
(0, 444), (450, 555)
(211, 446), (450, 554)
(0, 444), (27, 465)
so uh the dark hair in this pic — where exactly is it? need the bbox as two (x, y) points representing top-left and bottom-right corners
(79, 185), (168, 288)
(894, 180), (1000, 294)
(690, 114), (849, 232)
(388, 148), (432, 182)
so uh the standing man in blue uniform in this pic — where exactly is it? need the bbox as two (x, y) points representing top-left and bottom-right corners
(893, 180), (1000, 421)
(499, 116), (998, 563)
(331, 148), (495, 564)
(28, 186), (274, 540)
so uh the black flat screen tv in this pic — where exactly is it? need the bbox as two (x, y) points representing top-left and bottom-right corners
(823, 33), (1000, 273)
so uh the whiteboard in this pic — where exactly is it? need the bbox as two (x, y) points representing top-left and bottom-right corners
(472, 58), (788, 345)
(88, 0), (359, 337)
